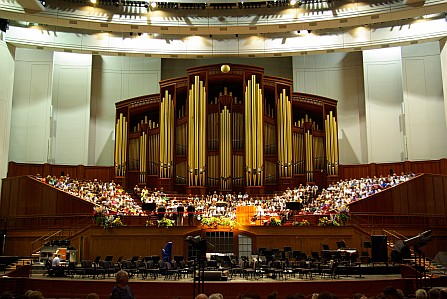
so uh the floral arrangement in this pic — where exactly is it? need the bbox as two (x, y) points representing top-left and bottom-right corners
(201, 217), (239, 229)
(157, 217), (175, 227)
(293, 219), (311, 226)
(268, 217), (282, 226)
(335, 213), (350, 225)
(318, 216), (340, 227)
(93, 207), (124, 228)
(201, 216), (220, 228)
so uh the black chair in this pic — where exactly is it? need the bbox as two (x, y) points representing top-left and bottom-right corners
(80, 260), (95, 278)
(321, 260), (339, 279)
(143, 260), (159, 280)
(311, 251), (321, 262)
(121, 261), (138, 278)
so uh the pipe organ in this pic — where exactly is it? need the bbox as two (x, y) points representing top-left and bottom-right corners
(245, 75), (264, 187)
(114, 64), (339, 194)
(114, 113), (127, 177)
(277, 89), (292, 178)
(188, 76), (207, 187)
(160, 90), (174, 179)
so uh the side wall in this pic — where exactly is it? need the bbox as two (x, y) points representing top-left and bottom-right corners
(7, 50), (162, 168)
(292, 52), (367, 165)
(0, 37), (15, 195)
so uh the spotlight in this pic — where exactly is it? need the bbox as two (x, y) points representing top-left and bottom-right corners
(290, 0), (296, 5)
(90, 0), (97, 4)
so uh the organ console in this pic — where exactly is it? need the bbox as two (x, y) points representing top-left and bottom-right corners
(114, 64), (339, 194)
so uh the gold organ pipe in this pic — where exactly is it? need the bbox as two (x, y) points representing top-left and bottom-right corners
(115, 120), (119, 176)
(244, 75), (264, 186)
(334, 117), (339, 175)
(187, 76), (207, 187)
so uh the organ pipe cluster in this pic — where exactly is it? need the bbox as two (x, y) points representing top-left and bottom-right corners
(325, 111), (339, 176)
(305, 129), (313, 182)
(188, 76), (207, 186)
(244, 75), (264, 186)
(114, 113), (128, 176)
(160, 90), (174, 178)
(220, 106), (232, 190)
(139, 130), (147, 183)
(277, 89), (293, 177)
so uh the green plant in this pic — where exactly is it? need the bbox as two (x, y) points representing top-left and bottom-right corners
(157, 217), (174, 227)
(335, 213), (350, 225)
(268, 217), (281, 226)
(293, 219), (310, 226)
(201, 216), (220, 228)
(318, 216), (340, 227)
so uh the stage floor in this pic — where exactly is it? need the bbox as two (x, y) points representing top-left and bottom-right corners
(2, 265), (440, 299)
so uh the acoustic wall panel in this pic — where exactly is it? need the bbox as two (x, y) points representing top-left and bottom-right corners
(52, 52), (92, 165)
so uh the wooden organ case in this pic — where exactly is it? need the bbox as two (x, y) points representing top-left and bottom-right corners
(114, 64), (339, 195)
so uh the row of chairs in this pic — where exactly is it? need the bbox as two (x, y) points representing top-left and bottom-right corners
(78, 255), (197, 280)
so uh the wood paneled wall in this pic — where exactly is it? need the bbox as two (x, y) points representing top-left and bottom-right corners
(339, 159), (447, 181)
(7, 161), (114, 183)
(349, 174), (447, 233)
(7, 159), (447, 189)
(0, 176), (94, 219)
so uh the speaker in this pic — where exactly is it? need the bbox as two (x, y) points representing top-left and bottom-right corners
(142, 203), (156, 211)
(371, 235), (388, 263)
(286, 202), (302, 210)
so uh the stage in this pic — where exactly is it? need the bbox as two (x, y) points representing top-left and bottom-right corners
(2, 265), (446, 299)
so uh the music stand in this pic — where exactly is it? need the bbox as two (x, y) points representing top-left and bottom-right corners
(321, 244), (330, 251)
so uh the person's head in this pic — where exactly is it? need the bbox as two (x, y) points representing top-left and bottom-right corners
(354, 294), (365, 299)
(1, 292), (14, 299)
(26, 291), (44, 299)
(267, 292), (278, 299)
(209, 294), (223, 299)
(439, 289), (447, 299)
(115, 270), (129, 285)
(195, 294), (208, 299)
(428, 289), (440, 299)
(416, 289), (428, 299)
(86, 294), (99, 299)
(383, 287), (399, 299)
(239, 294), (261, 299)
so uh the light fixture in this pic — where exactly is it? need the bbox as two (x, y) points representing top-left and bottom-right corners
(90, 0), (97, 4)
(290, 0), (297, 5)
(150, 1), (156, 8)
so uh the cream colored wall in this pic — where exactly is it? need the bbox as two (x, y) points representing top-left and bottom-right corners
(6, 43), (446, 168)
(440, 38), (447, 129)
(8, 48), (53, 164)
(363, 47), (405, 163)
(52, 52), (92, 165)
(0, 37), (15, 192)
(402, 42), (447, 161)
(292, 52), (368, 165)
(89, 55), (161, 166)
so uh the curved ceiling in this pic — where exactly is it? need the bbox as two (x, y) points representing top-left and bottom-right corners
(1, 0), (447, 57)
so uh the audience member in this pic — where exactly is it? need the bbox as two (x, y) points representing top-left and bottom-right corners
(428, 289), (440, 299)
(111, 270), (134, 299)
(87, 294), (100, 299)
(195, 294), (208, 299)
(416, 289), (428, 299)
(209, 294), (223, 299)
